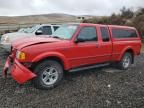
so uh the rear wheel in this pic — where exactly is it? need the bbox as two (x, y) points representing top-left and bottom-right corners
(117, 52), (132, 70)
(32, 60), (63, 90)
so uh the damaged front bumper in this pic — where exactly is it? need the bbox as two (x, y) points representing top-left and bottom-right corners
(3, 57), (36, 84)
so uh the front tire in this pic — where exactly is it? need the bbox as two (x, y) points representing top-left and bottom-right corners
(117, 52), (132, 70)
(32, 60), (63, 90)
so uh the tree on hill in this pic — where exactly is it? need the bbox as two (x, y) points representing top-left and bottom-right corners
(82, 7), (144, 36)
(120, 7), (134, 19)
(133, 15), (144, 34)
(136, 8), (144, 16)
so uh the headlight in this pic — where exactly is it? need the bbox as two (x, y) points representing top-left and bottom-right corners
(1, 35), (9, 42)
(16, 51), (26, 60)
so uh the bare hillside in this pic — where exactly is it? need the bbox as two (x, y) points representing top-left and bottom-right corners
(0, 13), (78, 24)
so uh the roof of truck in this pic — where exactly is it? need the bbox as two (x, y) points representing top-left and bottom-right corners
(107, 25), (135, 29)
(61, 23), (136, 30)
(78, 23), (136, 30)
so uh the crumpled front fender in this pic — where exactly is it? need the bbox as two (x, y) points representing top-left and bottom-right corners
(3, 57), (37, 84)
(11, 59), (37, 84)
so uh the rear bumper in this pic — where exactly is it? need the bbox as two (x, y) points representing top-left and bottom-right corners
(3, 57), (36, 84)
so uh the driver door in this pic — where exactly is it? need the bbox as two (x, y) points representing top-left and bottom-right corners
(69, 26), (101, 68)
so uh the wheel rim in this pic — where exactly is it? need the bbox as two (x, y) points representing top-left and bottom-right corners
(42, 67), (58, 85)
(123, 56), (130, 68)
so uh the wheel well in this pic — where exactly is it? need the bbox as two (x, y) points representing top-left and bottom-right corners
(125, 49), (134, 63)
(31, 56), (64, 70)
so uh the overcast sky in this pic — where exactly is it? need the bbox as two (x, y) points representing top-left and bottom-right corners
(0, 0), (143, 16)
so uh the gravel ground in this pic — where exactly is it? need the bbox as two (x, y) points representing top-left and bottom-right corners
(0, 47), (144, 108)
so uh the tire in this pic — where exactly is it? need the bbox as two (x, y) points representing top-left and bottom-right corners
(117, 52), (132, 70)
(32, 60), (63, 90)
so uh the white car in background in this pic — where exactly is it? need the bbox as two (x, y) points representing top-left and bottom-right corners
(0, 24), (60, 52)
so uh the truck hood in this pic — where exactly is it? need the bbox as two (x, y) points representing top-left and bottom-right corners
(12, 36), (62, 50)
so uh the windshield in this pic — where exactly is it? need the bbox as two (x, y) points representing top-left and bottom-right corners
(24, 25), (39, 33)
(52, 24), (78, 39)
(18, 28), (25, 33)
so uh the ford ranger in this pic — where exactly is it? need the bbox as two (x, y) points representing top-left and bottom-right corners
(3, 23), (142, 89)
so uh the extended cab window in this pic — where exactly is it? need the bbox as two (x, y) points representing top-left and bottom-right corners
(112, 28), (137, 38)
(77, 27), (97, 42)
(38, 26), (52, 35)
(100, 27), (110, 42)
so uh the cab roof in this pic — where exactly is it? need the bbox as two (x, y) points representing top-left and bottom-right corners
(72, 23), (136, 30)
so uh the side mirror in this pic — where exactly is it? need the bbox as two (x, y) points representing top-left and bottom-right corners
(35, 30), (43, 35)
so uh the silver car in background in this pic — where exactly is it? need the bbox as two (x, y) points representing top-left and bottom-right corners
(0, 24), (60, 52)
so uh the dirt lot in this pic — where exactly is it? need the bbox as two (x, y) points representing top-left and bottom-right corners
(0, 47), (144, 108)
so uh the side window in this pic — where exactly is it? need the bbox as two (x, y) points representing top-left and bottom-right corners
(53, 26), (59, 31)
(77, 27), (97, 42)
(42, 26), (52, 35)
(38, 26), (52, 35)
(112, 28), (137, 38)
(100, 27), (110, 42)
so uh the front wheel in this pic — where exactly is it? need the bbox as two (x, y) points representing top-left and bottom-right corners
(117, 52), (132, 70)
(32, 60), (63, 90)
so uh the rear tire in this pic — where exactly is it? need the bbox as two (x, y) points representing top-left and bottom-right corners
(117, 52), (132, 70)
(32, 60), (63, 90)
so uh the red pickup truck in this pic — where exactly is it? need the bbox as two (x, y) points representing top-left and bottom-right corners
(3, 23), (142, 89)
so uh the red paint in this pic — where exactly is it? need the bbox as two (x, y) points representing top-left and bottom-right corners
(11, 59), (36, 84)
(3, 23), (142, 84)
